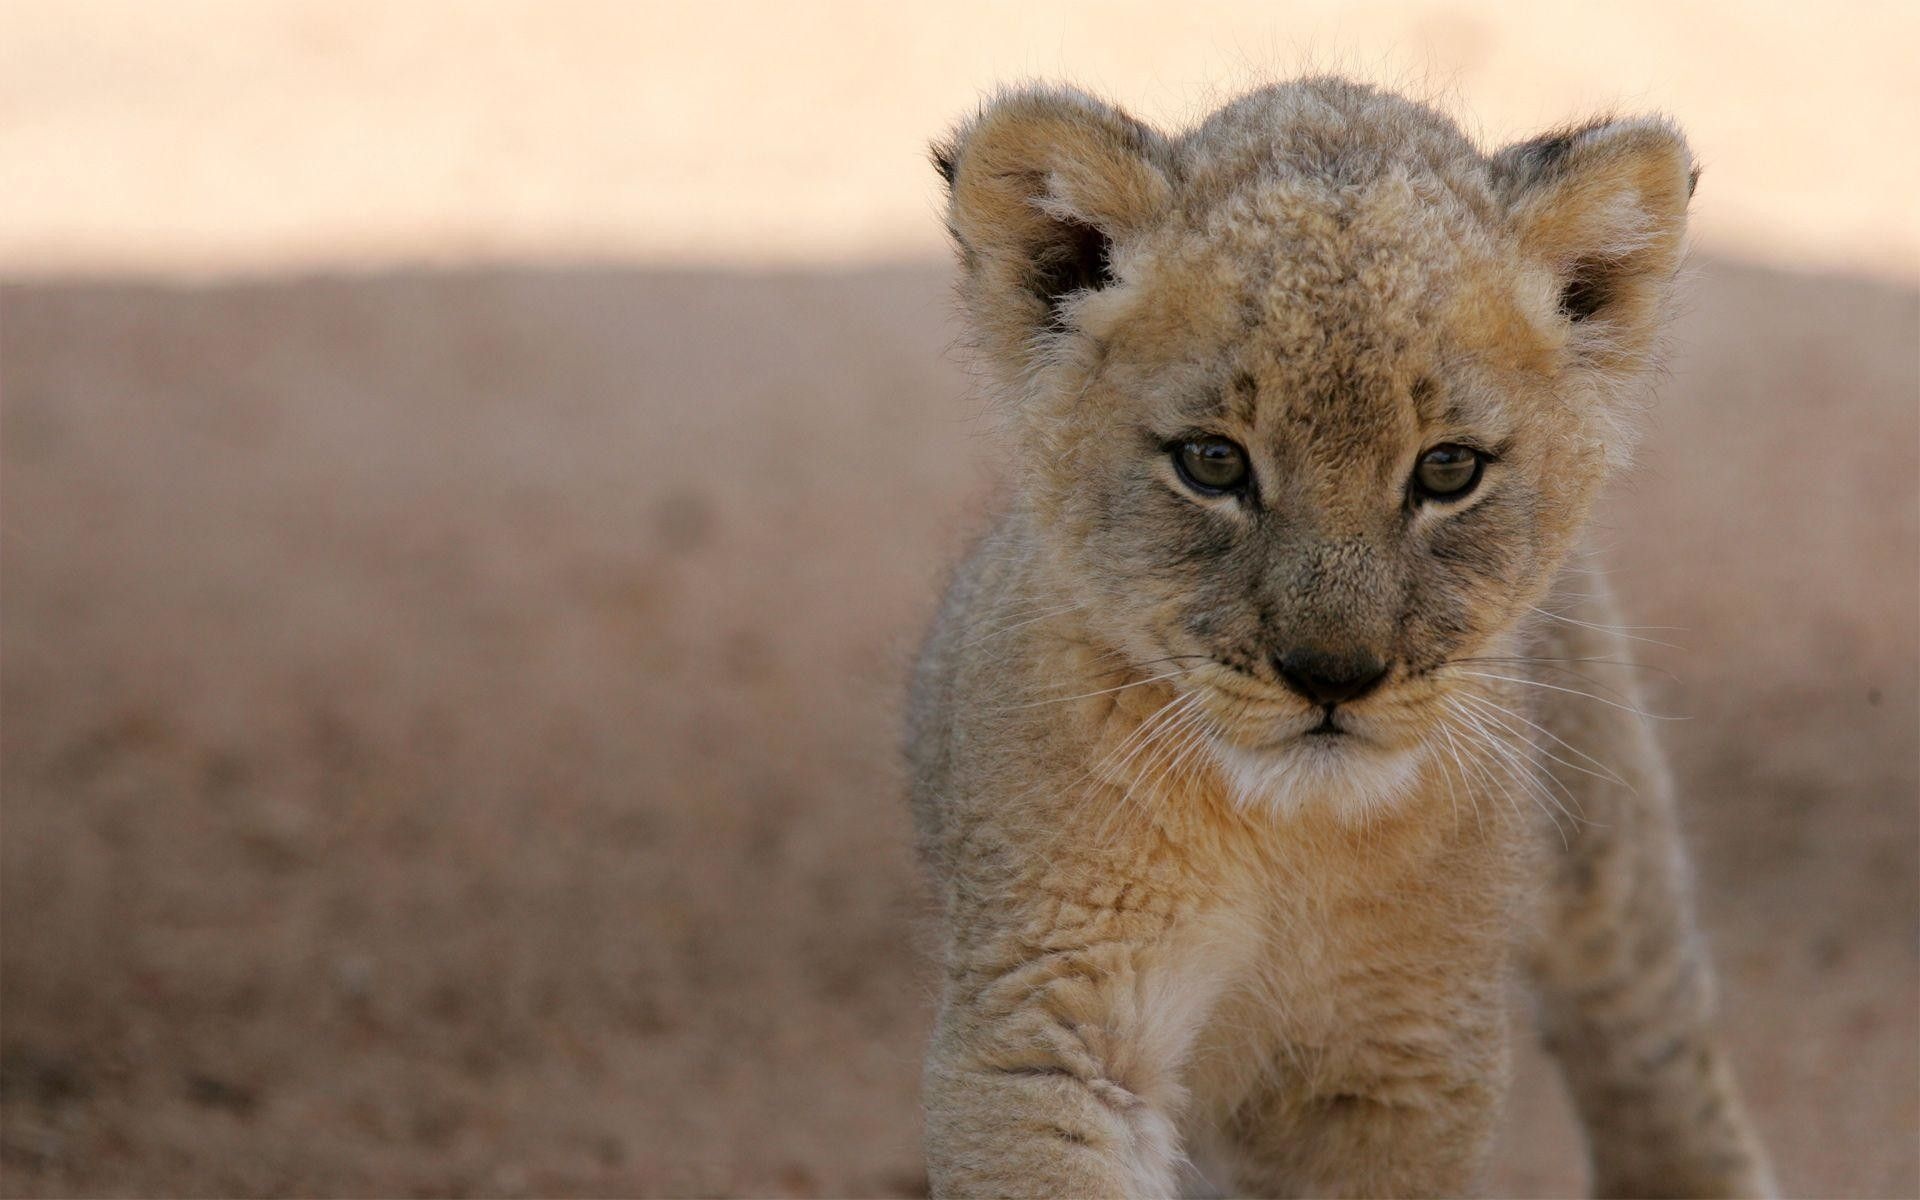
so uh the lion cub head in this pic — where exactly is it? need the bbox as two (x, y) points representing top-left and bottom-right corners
(936, 79), (1694, 814)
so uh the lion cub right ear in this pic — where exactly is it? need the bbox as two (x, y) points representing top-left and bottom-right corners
(1491, 116), (1697, 372)
(933, 87), (1173, 380)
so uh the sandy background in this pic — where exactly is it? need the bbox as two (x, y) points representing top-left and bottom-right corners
(2, 4), (1916, 1198)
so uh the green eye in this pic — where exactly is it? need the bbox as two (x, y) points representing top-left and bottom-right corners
(1412, 444), (1486, 501)
(1174, 437), (1250, 494)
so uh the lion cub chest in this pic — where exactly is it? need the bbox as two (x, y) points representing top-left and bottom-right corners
(1177, 806), (1530, 1121)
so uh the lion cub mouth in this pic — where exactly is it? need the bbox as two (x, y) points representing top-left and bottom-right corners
(1188, 683), (1442, 816)
(1302, 708), (1347, 737)
(1211, 721), (1428, 816)
(1196, 680), (1382, 749)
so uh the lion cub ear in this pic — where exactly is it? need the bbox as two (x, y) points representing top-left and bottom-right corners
(933, 86), (1173, 377)
(1492, 117), (1696, 366)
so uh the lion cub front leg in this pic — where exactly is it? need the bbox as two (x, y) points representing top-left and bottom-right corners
(1530, 747), (1776, 1198)
(922, 884), (1223, 1199)
(1529, 605), (1776, 1198)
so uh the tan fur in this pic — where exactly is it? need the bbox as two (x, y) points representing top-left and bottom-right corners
(909, 79), (1772, 1197)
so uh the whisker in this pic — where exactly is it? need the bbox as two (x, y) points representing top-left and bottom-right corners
(1435, 720), (1484, 831)
(1427, 725), (1462, 833)
(1162, 704), (1219, 798)
(1446, 699), (1580, 842)
(1103, 691), (1202, 786)
(1445, 657), (1643, 705)
(997, 665), (1198, 712)
(1083, 699), (1192, 845)
(1097, 693), (1207, 843)
(1453, 690), (1634, 792)
(1444, 669), (1686, 722)
(1447, 654), (1679, 684)
(999, 652), (1213, 707)
(1444, 705), (1531, 830)
(1528, 603), (1679, 631)
(1088, 690), (1198, 789)
(1061, 690), (1188, 822)
(1527, 605), (1684, 651)
(954, 600), (1087, 650)
(1480, 719), (1587, 831)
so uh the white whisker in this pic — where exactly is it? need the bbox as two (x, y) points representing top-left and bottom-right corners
(1097, 693), (1207, 843)
(954, 600), (1087, 650)
(1435, 720), (1484, 831)
(1446, 669), (1685, 722)
(1453, 690), (1633, 792)
(1527, 604), (1684, 650)
(999, 665), (1199, 711)
(1446, 698), (1578, 843)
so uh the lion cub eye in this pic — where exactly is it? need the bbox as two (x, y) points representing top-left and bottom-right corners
(1411, 444), (1487, 502)
(1173, 437), (1251, 494)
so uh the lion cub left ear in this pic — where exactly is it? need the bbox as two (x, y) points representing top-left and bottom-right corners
(933, 86), (1174, 379)
(1493, 117), (1696, 363)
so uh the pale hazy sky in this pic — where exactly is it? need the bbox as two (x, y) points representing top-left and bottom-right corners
(4, 1), (1915, 280)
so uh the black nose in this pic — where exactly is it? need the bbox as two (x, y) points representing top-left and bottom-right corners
(1274, 649), (1390, 707)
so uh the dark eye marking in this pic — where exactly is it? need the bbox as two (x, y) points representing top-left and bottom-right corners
(1169, 436), (1252, 496)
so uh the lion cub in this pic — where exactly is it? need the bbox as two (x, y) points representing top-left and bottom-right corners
(907, 79), (1773, 1198)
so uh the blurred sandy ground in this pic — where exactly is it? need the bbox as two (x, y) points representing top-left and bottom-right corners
(1, 3), (1915, 1198)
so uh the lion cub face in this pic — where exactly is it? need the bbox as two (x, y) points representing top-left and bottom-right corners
(937, 80), (1693, 813)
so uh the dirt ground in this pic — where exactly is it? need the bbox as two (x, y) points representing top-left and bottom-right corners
(1, 256), (1915, 1198)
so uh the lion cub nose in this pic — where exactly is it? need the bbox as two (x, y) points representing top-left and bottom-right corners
(1274, 649), (1390, 707)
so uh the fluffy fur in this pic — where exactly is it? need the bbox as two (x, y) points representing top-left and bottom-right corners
(906, 78), (1774, 1198)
